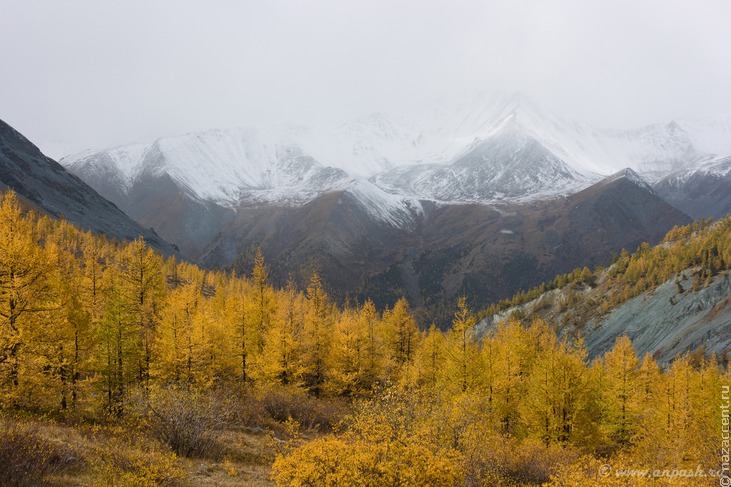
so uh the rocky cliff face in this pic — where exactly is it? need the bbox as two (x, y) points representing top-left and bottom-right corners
(585, 273), (731, 363)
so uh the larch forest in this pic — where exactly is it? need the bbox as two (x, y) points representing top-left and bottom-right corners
(0, 189), (728, 486)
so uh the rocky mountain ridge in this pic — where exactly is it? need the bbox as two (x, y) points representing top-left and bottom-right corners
(0, 119), (179, 256)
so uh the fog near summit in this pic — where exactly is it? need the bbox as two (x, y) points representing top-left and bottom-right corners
(2, 0), (730, 158)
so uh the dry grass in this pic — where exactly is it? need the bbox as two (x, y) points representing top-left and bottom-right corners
(177, 431), (276, 487)
(0, 383), (350, 486)
(0, 413), (278, 486)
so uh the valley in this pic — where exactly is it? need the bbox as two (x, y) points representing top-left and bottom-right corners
(56, 93), (731, 322)
(0, 189), (726, 486)
(0, 85), (729, 487)
(4, 2), (731, 485)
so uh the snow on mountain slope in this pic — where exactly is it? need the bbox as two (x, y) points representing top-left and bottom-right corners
(61, 92), (731, 212)
(596, 167), (654, 192)
(675, 116), (731, 155)
(343, 178), (424, 229)
(301, 92), (554, 177)
(63, 126), (351, 205)
(659, 154), (731, 183)
(652, 155), (731, 219)
(372, 123), (592, 202)
(304, 93), (731, 198)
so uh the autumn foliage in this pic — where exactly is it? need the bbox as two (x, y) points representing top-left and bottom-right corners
(0, 190), (728, 486)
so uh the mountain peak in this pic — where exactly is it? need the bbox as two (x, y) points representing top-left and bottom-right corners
(603, 167), (653, 192)
(499, 91), (535, 109)
(489, 91), (544, 122)
(665, 120), (686, 135)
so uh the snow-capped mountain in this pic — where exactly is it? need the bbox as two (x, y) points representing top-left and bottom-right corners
(59, 92), (729, 269)
(62, 127), (351, 206)
(371, 124), (590, 202)
(47, 95), (707, 319)
(62, 92), (731, 211)
(0, 112), (696, 328)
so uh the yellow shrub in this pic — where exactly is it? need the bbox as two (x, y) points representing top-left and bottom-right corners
(272, 434), (462, 486)
(90, 437), (184, 487)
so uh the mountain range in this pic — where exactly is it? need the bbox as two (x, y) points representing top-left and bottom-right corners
(61, 92), (731, 210)
(56, 92), (731, 320)
(3, 92), (728, 324)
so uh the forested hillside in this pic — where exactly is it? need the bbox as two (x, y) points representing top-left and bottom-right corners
(478, 216), (731, 363)
(481, 216), (730, 317)
(0, 190), (727, 486)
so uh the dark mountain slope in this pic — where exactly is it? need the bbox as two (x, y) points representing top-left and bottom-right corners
(120, 172), (234, 261)
(69, 154), (236, 261)
(553, 168), (689, 273)
(201, 169), (690, 323)
(407, 169), (690, 315)
(653, 156), (731, 219)
(0, 119), (178, 256)
(201, 190), (419, 305)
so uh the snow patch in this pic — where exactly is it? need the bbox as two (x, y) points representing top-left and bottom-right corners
(344, 179), (423, 228)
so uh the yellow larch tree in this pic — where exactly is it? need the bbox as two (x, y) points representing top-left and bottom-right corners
(405, 324), (446, 390)
(300, 272), (332, 395)
(358, 299), (384, 389)
(259, 279), (303, 385)
(0, 192), (55, 406)
(221, 277), (258, 385)
(95, 269), (139, 416)
(118, 238), (164, 392)
(444, 297), (480, 393)
(326, 306), (367, 396)
(250, 248), (273, 358)
(520, 320), (588, 444)
(154, 280), (201, 387)
(382, 297), (419, 377)
(487, 318), (529, 434)
(600, 335), (641, 447)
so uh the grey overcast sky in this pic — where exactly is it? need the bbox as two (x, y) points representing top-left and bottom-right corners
(2, 0), (731, 158)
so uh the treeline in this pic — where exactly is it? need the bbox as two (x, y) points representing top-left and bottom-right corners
(480, 216), (731, 319)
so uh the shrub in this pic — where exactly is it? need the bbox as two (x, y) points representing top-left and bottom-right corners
(0, 417), (80, 487)
(133, 388), (226, 458)
(272, 433), (463, 487)
(91, 438), (184, 487)
(462, 434), (577, 485)
(259, 385), (346, 432)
